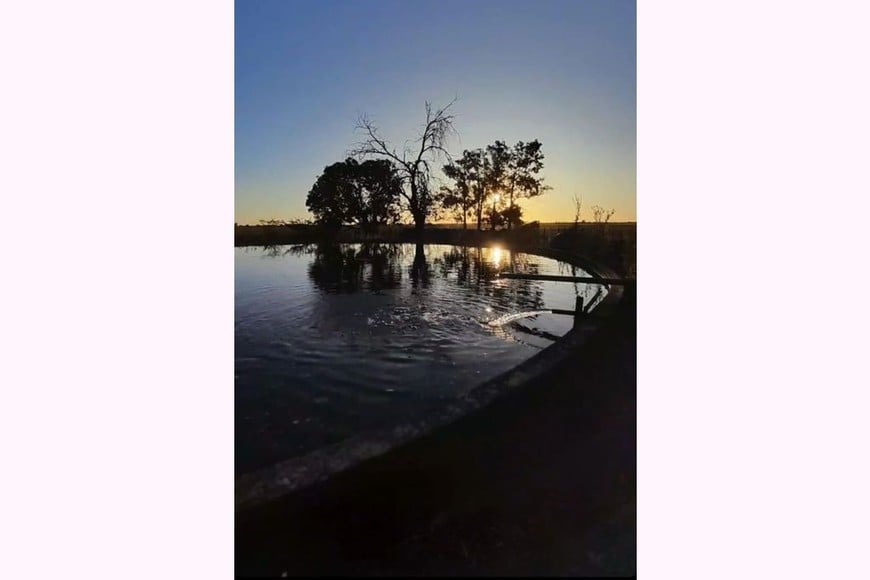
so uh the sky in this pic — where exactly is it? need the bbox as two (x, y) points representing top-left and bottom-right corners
(235, 0), (636, 225)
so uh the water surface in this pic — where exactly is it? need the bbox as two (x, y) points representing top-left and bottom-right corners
(235, 243), (605, 474)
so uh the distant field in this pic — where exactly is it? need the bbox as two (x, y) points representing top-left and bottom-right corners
(236, 221), (636, 232)
(425, 221), (637, 229)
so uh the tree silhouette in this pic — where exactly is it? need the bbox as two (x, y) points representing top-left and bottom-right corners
(572, 192), (583, 229)
(500, 204), (524, 228)
(485, 140), (512, 229)
(441, 149), (484, 230)
(502, 140), (549, 230)
(350, 100), (457, 235)
(591, 205), (615, 224)
(306, 158), (402, 229)
(443, 140), (548, 230)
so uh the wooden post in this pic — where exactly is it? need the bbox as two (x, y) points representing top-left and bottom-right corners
(573, 296), (584, 328)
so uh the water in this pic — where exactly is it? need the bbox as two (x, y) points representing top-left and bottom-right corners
(235, 243), (606, 474)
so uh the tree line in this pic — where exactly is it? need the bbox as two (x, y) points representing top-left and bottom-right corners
(304, 100), (549, 232)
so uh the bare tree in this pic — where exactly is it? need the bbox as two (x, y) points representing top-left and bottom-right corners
(591, 205), (615, 224)
(349, 100), (458, 235)
(572, 192), (583, 229)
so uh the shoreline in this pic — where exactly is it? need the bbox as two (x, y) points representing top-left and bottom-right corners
(234, 222), (637, 278)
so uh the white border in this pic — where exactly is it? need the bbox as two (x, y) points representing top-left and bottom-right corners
(640, 1), (870, 578)
(1, 1), (234, 578)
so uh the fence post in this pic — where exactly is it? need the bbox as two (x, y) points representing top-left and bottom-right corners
(573, 296), (584, 328)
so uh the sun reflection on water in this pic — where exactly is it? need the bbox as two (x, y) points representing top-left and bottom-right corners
(485, 245), (513, 270)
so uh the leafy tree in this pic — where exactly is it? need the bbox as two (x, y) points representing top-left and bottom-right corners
(485, 140), (511, 200)
(444, 139), (549, 231)
(500, 204), (524, 228)
(484, 205), (505, 230)
(305, 158), (402, 229)
(350, 100), (457, 234)
(438, 185), (467, 228)
(353, 159), (403, 226)
(441, 149), (489, 230)
(441, 149), (485, 229)
(502, 140), (549, 230)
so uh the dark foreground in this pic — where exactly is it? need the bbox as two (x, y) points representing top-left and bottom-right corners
(235, 282), (636, 577)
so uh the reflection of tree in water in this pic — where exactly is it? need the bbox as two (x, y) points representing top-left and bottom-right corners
(432, 246), (545, 311)
(435, 245), (472, 284)
(259, 243), (314, 259)
(409, 243), (431, 289)
(283, 244), (316, 257)
(257, 244), (285, 258)
(255, 242), (568, 311)
(307, 242), (404, 293)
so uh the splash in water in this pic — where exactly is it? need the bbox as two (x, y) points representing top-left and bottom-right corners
(486, 310), (552, 327)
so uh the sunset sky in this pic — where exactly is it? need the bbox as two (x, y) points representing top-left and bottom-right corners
(235, 0), (636, 225)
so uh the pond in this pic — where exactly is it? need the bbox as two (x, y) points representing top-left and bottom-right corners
(235, 243), (607, 475)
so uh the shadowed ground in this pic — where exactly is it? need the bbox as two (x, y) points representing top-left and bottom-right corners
(236, 283), (636, 577)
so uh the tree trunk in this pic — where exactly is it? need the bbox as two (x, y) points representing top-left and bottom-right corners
(409, 178), (426, 239)
(507, 185), (515, 230)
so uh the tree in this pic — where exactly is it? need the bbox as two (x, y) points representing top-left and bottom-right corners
(354, 159), (403, 227)
(484, 205), (505, 230)
(592, 205), (615, 224)
(441, 148), (490, 231)
(350, 100), (457, 235)
(483, 141), (509, 230)
(438, 185), (467, 228)
(500, 204), (524, 228)
(502, 140), (549, 230)
(445, 140), (549, 231)
(572, 193), (583, 230)
(441, 149), (484, 229)
(305, 158), (402, 229)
